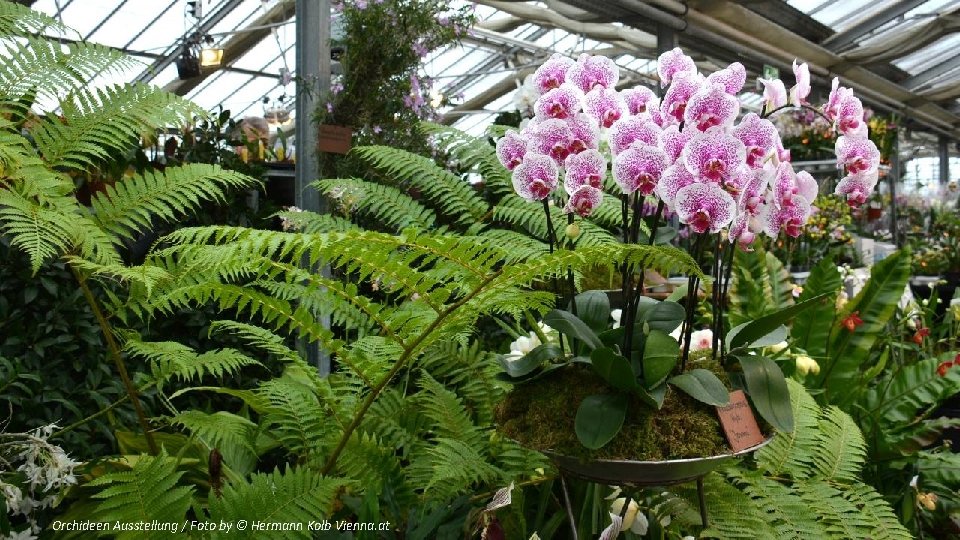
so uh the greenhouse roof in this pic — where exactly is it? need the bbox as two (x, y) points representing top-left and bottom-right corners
(27, 0), (960, 145)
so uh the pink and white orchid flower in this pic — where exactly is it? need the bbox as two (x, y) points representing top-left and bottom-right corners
(789, 60), (810, 106)
(583, 86), (626, 128)
(531, 54), (574, 94)
(534, 84), (583, 120)
(681, 128), (747, 184)
(706, 62), (746, 95)
(661, 72), (705, 125)
(512, 153), (559, 201)
(732, 113), (779, 169)
(654, 163), (697, 211)
(675, 182), (737, 234)
(564, 185), (604, 217)
(567, 53), (619, 92)
(564, 150), (607, 194)
(759, 78), (787, 112)
(622, 86), (658, 116)
(659, 125), (694, 165)
(609, 116), (661, 155)
(529, 119), (575, 164)
(684, 82), (741, 132)
(836, 135), (880, 175)
(496, 130), (527, 171)
(835, 169), (879, 207)
(657, 47), (697, 87)
(613, 145), (669, 196)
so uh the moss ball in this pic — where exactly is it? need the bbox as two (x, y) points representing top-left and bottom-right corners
(495, 362), (730, 461)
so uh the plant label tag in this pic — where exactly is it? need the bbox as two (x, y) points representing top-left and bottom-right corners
(317, 125), (353, 154)
(716, 390), (764, 452)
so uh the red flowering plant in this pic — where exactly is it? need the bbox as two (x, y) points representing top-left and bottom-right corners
(493, 48), (879, 450)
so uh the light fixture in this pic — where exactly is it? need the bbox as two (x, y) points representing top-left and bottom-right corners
(199, 34), (223, 67)
(199, 47), (223, 67)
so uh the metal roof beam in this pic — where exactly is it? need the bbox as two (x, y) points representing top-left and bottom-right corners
(903, 54), (960, 91)
(132, 0), (246, 85)
(164, 0), (296, 96)
(822, 0), (927, 52)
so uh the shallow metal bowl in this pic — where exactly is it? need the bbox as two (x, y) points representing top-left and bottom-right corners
(543, 438), (772, 486)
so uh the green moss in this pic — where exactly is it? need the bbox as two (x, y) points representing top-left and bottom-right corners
(495, 361), (732, 461)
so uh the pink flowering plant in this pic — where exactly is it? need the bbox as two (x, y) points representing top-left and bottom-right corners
(495, 49), (880, 449)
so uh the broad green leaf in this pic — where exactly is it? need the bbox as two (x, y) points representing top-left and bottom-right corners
(739, 355), (794, 432)
(791, 257), (842, 358)
(635, 384), (667, 410)
(637, 298), (685, 333)
(571, 290), (611, 334)
(669, 369), (730, 406)
(641, 329), (679, 388)
(544, 309), (602, 350)
(727, 324), (788, 349)
(728, 293), (831, 352)
(820, 250), (911, 405)
(590, 347), (637, 391)
(497, 343), (562, 378)
(575, 394), (628, 449)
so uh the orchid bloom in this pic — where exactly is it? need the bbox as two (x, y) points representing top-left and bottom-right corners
(789, 60), (810, 106)
(824, 77), (854, 122)
(684, 82), (741, 132)
(512, 153), (559, 201)
(532, 53), (574, 94)
(681, 128), (747, 184)
(584, 86), (626, 128)
(654, 163), (697, 211)
(613, 145), (669, 196)
(758, 78), (787, 112)
(835, 94), (865, 137)
(564, 185), (604, 217)
(567, 113), (601, 154)
(496, 130), (527, 171)
(622, 86), (658, 115)
(567, 53), (619, 92)
(675, 182), (737, 234)
(657, 47), (697, 87)
(835, 169), (879, 207)
(761, 193), (811, 238)
(529, 119), (575, 164)
(564, 149), (607, 193)
(836, 135), (880, 175)
(609, 116), (661, 155)
(705, 61), (746, 95)
(661, 72), (705, 125)
(659, 125), (693, 165)
(732, 113), (778, 169)
(534, 84), (583, 120)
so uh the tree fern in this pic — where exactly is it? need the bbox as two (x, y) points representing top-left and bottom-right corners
(86, 452), (194, 539)
(314, 177), (437, 230)
(124, 339), (262, 389)
(756, 378), (820, 479)
(169, 410), (258, 474)
(0, 0), (65, 37)
(206, 467), (348, 539)
(420, 121), (513, 196)
(351, 144), (488, 224)
(406, 437), (502, 501)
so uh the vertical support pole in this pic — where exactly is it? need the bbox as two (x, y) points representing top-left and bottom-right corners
(939, 135), (950, 185)
(889, 131), (900, 247)
(697, 476), (709, 527)
(296, 0), (332, 375)
(656, 24), (678, 58)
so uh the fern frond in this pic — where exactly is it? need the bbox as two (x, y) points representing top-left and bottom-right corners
(258, 375), (333, 460)
(420, 122), (513, 196)
(841, 483), (914, 540)
(351, 145), (488, 224)
(207, 467), (348, 538)
(124, 339), (262, 387)
(796, 481), (873, 538)
(756, 378), (820, 479)
(417, 372), (483, 447)
(727, 469), (827, 539)
(207, 320), (299, 361)
(406, 437), (502, 500)
(275, 209), (358, 233)
(0, 1), (66, 37)
(90, 164), (257, 242)
(0, 188), (77, 272)
(169, 410), (257, 472)
(0, 38), (136, 104)
(314, 177), (437, 231)
(811, 405), (866, 483)
(86, 452), (193, 538)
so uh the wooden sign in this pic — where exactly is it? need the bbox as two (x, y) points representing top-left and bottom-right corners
(317, 125), (352, 154)
(716, 390), (764, 452)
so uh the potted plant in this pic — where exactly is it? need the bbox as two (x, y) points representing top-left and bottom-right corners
(490, 49), (881, 499)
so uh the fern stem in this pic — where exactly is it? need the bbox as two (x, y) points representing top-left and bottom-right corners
(320, 271), (501, 476)
(71, 265), (158, 455)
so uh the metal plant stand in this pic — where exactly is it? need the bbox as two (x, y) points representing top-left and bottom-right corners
(548, 438), (772, 536)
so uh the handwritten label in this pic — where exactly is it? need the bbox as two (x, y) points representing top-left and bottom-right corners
(715, 390), (764, 452)
(317, 125), (353, 154)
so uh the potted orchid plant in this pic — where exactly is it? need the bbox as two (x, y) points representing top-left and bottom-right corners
(493, 48), (880, 462)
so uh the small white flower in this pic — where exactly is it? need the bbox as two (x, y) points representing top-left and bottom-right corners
(910, 475), (919, 489)
(795, 355), (820, 376)
(683, 536), (696, 540)
(609, 497), (648, 535)
(689, 329), (713, 351)
(611, 309), (623, 329)
(769, 341), (789, 354)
